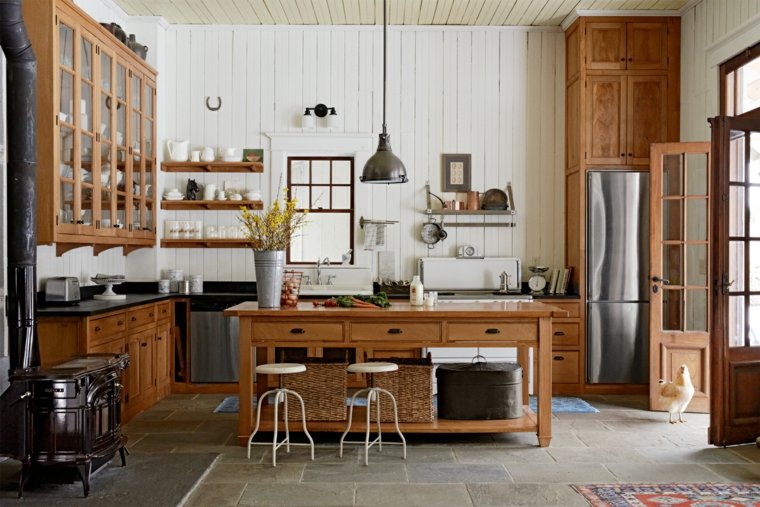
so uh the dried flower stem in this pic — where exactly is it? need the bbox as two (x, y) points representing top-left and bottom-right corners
(239, 188), (307, 251)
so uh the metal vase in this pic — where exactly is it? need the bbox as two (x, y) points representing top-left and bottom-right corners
(254, 250), (285, 308)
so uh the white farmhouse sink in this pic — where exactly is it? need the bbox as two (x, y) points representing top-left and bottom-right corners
(299, 284), (373, 296)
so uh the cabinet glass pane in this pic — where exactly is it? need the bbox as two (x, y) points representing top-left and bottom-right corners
(663, 244), (682, 286)
(728, 295), (745, 347)
(116, 64), (126, 101)
(145, 160), (154, 198)
(146, 85), (154, 117)
(100, 53), (112, 91)
(60, 126), (74, 178)
(662, 154), (683, 196)
(81, 185), (93, 226)
(81, 82), (93, 132)
(132, 201), (142, 231)
(730, 185), (745, 236)
(116, 148), (127, 191)
(686, 153), (707, 196)
(60, 181), (74, 224)
(132, 75), (142, 109)
(144, 118), (153, 157)
(100, 142), (113, 191)
(81, 134), (93, 184)
(662, 199), (683, 240)
(662, 288), (682, 331)
(751, 241), (760, 291)
(311, 186), (330, 208)
(132, 111), (141, 152)
(60, 70), (73, 123)
(729, 240), (745, 292)
(686, 244), (707, 286)
(81, 37), (93, 81)
(685, 289), (707, 332)
(332, 186), (350, 209)
(145, 202), (153, 231)
(686, 198), (707, 241)
(133, 155), (143, 196)
(313, 160), (330, 184)
(333, 160), (351, 184)
(116, 102), (126, 146)
(59, 23), (73, 67)
(100, 94), (110, 140)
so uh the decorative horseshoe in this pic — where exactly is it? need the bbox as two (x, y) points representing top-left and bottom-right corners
(205, 96), (222, 111)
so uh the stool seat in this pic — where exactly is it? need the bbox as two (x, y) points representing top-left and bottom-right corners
(347, 362), (398, 374)
(256, 363), (307, 375)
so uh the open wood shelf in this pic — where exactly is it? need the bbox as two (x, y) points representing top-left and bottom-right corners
(160, 238), (249, 248)
(423, 209), (517, 216)
(160, 199), (263, 211)
(161, 161), (263, 173)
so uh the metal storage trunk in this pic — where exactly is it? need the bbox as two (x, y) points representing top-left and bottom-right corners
(436, 362), (523, 420)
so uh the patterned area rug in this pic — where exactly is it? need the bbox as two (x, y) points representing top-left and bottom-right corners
(214, 395), (599, 413)
(572, 483), (760, 507)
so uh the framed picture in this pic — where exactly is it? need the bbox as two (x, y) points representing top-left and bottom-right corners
(441, 153), (471, 192)
(242, 148), (264, 163)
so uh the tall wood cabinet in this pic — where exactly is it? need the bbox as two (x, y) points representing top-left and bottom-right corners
(24, 0), (157, 256)
(564, 16), (680, 394)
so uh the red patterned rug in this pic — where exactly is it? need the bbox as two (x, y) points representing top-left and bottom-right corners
(572, 483), (760, 506)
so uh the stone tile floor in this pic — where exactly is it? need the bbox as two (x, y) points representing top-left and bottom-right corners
(116, 393), (760, 506)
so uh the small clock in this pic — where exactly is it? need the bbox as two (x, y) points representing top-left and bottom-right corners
(528, 275), (547, 294)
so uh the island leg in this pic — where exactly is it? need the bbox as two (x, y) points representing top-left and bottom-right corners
(537, 316), (552, 447)
(238, 317), (253, 446)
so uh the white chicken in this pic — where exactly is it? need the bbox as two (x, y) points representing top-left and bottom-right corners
(658, 364), (695, 424)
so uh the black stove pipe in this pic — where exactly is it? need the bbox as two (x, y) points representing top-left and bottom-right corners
(0, 0), (38, 373)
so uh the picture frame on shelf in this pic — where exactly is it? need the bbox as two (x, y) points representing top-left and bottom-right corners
(441, 153), (471, 192)
(242, 148), (263, 164)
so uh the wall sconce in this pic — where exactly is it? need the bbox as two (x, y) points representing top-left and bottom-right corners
(302, 103), (338, 129)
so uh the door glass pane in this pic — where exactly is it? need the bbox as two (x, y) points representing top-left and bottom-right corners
(312, 160), (330, 184)
(60, 71), (73, 122)
(751, 241), (760, 291)
(81, 134), (93, 184)
(311, 186), (330, 208)
(750, 296), (760, 346)
(291, 160), (309, 183)
(685, 153), (708, 196)
(729, 240), (745, 292)
(733, 132), (748, 183)
(685, 289), (708, 332)
(686, 198), (707, 241)
(333, 160), (351, 184)
(81, 83), (92, 132)
(729, 185), (745, 236)
(81, 38), (93, 81)
(663, 154), (683, 196)
(60, 181), (74, 224)
(59, 23), (73, 67)
(752, 133), (760, 183)
(333, 186), (351, 209)
(728, 295), (745, 347)
(686, 244), (707, 286)
(662, 244), (682, 285)
(662, 199), (683, 240)
(662, 288), (682, 331)
(750, 186), (760, 238)
(116, 64), (126, 101)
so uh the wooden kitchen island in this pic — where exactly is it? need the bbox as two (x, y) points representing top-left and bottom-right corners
(224, 301), (567, 447)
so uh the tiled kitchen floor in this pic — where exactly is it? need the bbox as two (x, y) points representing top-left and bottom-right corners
(119, 393), (760, 506)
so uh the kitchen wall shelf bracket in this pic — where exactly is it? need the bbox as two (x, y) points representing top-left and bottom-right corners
(161, 161), (263, 173)
(160, 200), (263, 211)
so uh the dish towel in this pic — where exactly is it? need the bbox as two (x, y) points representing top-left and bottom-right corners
(363, 223), (377, 251)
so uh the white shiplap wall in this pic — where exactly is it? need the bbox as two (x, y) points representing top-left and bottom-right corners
(158, 25), (566, 282)
(680, 0), (760, 141)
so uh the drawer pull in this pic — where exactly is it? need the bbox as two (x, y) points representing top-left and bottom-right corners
(157, 336), (162, 340)
(554, 331), (566, 336)
(485, 328), (501, 334)
(131, 316), (137, 322)
(553, 355), (565, 361)
(141, 342), (148, 347)
(290, 328), (306, 334)
(388, 328), (403, 334)
(94, 326), (101, 332)
(149, 312), (154, 317)
(117, 321), (124, 326)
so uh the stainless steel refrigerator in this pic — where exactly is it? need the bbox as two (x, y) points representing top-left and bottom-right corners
(586, 171), (650, 384)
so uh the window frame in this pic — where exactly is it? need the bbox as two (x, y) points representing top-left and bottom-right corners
(719, 41), (760, 116)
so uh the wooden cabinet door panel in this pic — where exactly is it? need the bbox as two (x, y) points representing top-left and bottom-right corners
(586, 75), (626, 165)
(155, 321), (171, 389)
(626, 22), (668, 70)
(552, 350), (580, 384)
(586, 22), (626, 70)
(627, 75), (668, 165)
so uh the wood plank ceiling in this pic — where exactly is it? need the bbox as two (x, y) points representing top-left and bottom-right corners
(112, 0), (691, 26)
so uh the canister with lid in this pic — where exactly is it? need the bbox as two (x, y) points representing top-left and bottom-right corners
(189, 275), (203, 293)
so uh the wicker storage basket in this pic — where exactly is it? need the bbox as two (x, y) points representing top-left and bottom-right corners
(282, 358), (347, 421)
(368, 354), (434, 423)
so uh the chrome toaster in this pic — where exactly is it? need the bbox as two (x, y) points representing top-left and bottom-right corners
(44, 276), (81, 304)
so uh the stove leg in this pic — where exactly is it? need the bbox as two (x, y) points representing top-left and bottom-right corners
(17, 461), (31, 498)
(119, 446), (129, 466)
(77, 461), (92, 497)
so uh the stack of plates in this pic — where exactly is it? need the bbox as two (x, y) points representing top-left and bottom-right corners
(164, 192), (184, 201)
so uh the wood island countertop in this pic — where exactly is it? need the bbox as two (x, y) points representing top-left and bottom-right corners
(227, 300), (567, 447)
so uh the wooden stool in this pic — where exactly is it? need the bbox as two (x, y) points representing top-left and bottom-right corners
(247, 363), (315, 466)
(339, 362), (407, 465)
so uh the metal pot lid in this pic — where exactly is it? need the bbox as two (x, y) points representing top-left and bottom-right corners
(481, 188), (508, 210)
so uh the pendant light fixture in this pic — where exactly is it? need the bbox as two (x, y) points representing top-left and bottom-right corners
(360, 0), (407, 184)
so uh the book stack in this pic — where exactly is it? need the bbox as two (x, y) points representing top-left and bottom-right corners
(547, 267), (573, 295)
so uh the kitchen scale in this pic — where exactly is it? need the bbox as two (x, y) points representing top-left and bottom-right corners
(528, 266), (549, 295)
(91, 275), (127, 300)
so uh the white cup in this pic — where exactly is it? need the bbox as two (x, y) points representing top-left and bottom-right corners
(190, 150), (201, 162)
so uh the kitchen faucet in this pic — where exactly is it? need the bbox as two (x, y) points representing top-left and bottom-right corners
(316, 257), (330, 284)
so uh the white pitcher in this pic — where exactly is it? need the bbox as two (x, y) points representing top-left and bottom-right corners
(167, 140), (189, 162)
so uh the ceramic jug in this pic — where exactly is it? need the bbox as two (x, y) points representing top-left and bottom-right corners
(167, 140), (189, 162)
(201, 147), (215, 162)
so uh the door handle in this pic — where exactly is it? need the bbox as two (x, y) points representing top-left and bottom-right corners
(652, 276), (670, 284)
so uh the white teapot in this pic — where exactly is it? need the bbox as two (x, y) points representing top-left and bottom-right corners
(166, 140), (189, 162)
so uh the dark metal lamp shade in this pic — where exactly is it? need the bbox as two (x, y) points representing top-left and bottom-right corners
(360, 133), (408, 184)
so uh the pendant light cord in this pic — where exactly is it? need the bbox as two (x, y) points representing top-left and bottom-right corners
(382, 0), (387, 136)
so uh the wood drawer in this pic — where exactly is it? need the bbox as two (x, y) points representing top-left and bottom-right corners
(254, 322), (344, 342)
(552, 350), (580, 384)
(447, 322), (537, 343)
(351, 322), (442, 343)
(127, 304), (156, 329)
(156, 301), (171, 321)
(552, 322), (580, 346)
(88, 312), (127, 347)
(546, 301), (580, 318)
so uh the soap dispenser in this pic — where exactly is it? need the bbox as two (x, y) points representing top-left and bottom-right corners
(410, 275), (424, 306)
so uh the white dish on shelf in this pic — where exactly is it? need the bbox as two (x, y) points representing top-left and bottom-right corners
(222, 156), (240, 162)
(163, 195), (184, 201)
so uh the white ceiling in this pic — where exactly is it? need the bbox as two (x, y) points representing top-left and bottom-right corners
(112, 0), (694, 26)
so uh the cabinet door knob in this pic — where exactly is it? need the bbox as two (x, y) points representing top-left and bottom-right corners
(628, 57), (632, 61)
(620, 57), (625, 62)
(485, 328), (501, 334)
(290, 328), (305, 334)
(621, 153), (625, 157)
(628, 153), (632, 157)
(388, 328), (403, 334)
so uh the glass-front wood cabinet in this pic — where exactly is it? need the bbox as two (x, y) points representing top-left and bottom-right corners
(25, 0), (157, 255)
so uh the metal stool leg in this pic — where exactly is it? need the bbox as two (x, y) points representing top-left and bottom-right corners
(248, 388), (278, 459)
(284, 388), (315, 461)
(374, 389), (383, 452)
(340, 388), (368, 458)
(282, 389), (291, 453)
(272, 389), (282, 466)
(378, 387), (406, 459)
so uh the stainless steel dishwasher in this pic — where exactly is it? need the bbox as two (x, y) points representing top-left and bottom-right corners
(189, 297), (244, 382)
